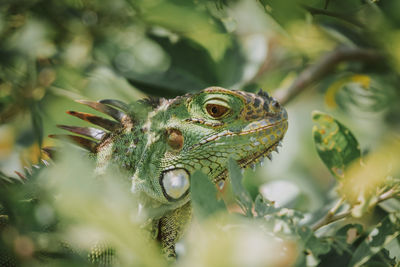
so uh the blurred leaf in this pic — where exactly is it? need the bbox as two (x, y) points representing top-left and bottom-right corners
(257, 0), (306, 27)
(324, 74), (370, 109)
(379, 198), (400, 214)
(137, 0), (231, 61)
(254, 194), (280, 217)
(0, 170), (15, 185)
(30, 102), (43, 149)
(297, 226), (331, 259)
(362, 249), (397, 267)
(43, 148), (164, 266)
(254, 194), (304, 233)
(190, 170), (226, 219)
(122, 35), (217, 97)
(325, 74), (396, 112)
(214, 40), (246, 88)
(122, 33), (245, 97)
(318, 224), (364, 266)
(312, 111), (361, 180)
(228, 158), (253, 217)
(339, 142), (400, 212)
(259, 180), (309, 210)
(349, 214), (400, 267)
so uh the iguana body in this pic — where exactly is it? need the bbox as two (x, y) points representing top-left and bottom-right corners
(57, 86), (288, 259)
(1, 87), (288, 263)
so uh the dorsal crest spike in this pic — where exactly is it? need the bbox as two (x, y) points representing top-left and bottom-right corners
(14, 171), (26, 180)
(99, 99), (129, 112)
(48, 134), (98, 153)
(57, 125), (106, 141)
(75, 100), (126, 122)
(138, 96), (166, 109)
(66, 111), (120, 131)
(257, 88), (270, 99)
(42, 146), (57, 159)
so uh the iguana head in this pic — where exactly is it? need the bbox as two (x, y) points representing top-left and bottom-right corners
(130, 87), (288, 206)
(56, 87), (287, 208)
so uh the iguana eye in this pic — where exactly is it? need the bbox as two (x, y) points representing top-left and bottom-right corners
(160, 169), (190, 201)
(206, 104), (229, 119)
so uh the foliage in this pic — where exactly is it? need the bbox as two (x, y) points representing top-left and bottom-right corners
(312, 111), (361, 180)
(1, 0), (400, 266)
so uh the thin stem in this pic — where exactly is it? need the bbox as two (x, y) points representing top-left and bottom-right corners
(330, 198), (345, 215)
(376, 187), (400, 204)
(312, 188), (400, 231)
(312, 198), (346, 231)
(312, 209), (351, 231)
(274, 46), (383, 105)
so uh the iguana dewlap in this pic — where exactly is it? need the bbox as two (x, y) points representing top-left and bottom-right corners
(54, 86), (288, 259)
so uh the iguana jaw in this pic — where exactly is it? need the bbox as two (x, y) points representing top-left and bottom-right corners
(237, 131), (284, 168)
(212, 140), (283, 184)
(211, 118), (288, 184)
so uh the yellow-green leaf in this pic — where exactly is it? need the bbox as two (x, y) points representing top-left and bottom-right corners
(312, 111), (361, 180)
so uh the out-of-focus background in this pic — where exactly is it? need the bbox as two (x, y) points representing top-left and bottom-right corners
(1, 0), (399, 266)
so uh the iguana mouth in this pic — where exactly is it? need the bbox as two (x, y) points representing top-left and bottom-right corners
(189, 119), (286, 150)
(238, 137), (283, 168)
(212, 137), (283, 185)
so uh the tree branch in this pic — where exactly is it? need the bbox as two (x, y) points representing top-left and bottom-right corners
(312, 188), (400, 231)
(274, 46), (383, 105)
(302, 5), (364, 27)
(312, 209), (351, 231)
(374, 187), (400, 205)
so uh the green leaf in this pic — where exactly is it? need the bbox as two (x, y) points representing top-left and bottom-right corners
(317, 224), (364, 266)
(379, 198), (400, 214)
(0, 171), (15, 185)
(312, 111), (361, 179)
(297, 226), (331, 258)
(254, 194), (280, 217)
(190, 170), (226, 219)
(363, 249), (396, 267)
(123, 34), (245, 97)
(123, 35), (217, 97)
(256, 0), (306, 27)
(349, 214), (400, 267)
(228, 158), (253, 217)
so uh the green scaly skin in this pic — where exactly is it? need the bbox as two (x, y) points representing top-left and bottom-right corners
(0, 86), (288, 264)
(80, 86), (288, 259)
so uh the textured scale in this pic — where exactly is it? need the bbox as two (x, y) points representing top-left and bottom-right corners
(88, 243), (116, 266)
(2, 86), (288, 264)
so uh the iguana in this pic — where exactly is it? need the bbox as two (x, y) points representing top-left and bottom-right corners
(1, 86), (288, 264)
